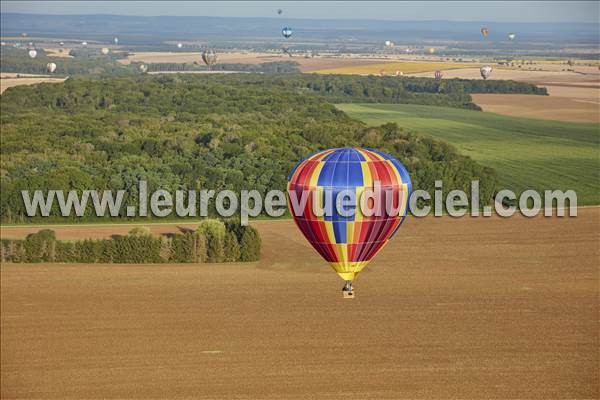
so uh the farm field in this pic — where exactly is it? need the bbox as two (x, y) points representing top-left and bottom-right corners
(0, 72), (67, 94)
(337, 103), (600, 205)
(2, 209), (598, 399)
(312, 61), (474, 75)
(120, 51), (398, 72)
(472, 92), (600, 123)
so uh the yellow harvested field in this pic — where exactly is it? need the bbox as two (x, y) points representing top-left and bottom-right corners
(1, 74), (67, 94)
(43, 48), (73, 58)
(314, 61), (474, 75)
(1, 209), (599, 398)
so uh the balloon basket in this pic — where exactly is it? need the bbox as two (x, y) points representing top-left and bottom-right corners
(342, 290), (355, 299)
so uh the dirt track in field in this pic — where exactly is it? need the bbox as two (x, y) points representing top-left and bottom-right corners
(2, 209), (598, 399)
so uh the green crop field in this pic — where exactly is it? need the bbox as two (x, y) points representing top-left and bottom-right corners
(338, 103), (600, 205)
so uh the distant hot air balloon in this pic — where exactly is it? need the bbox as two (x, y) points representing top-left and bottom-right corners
(427, 47), (435, 54)
(202, 48), (218, 70)
(282, 27), (293, 39)
(81, 41), (88, 46)
(59, 41), (64, 47)
(277, 8), (283, 15)
(481, 27), (489, 37)
(139, 64), (148, 73)
(177, 43), (183, 49)
(434, 70), (443, 79)
(287, 148), (412, 296)
(101, 47), (110, 55)
(395, 70), (403, 77)
(28, 49), (37, 58)
(114, 37), (119, 44)
(46, 62), (57, 73)
(480, 65), (492, 79)
(28, 42), (34, 48)
(507, 33), (516, 41)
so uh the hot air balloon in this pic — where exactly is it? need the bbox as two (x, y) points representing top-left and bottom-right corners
(287, 148), (412, 296)
(101, 47), (110, 55)
(282, 27), (293, 39)
(81, 41), (88, 46)
(395, 70), (403, 77)
(434, 70), (443, 79)
(59, 41), (64, 47)
(139, 64), (148, 73)
(481, 27), (489, 37)
(28, 49), (37, 58)
(480, 65), (492, 79)
(114, 37), (119, 44)
(427, 47), (435, 54)
(177, 43), (183, 49)
(385, 40), (392, 47)
(277, 8), (283, 15)
(201, 48), (218, 70)
(507, 33), (516, 41)
(46, 62), (57, 73)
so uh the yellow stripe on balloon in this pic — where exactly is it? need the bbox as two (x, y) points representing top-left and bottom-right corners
(337, 244), (349, 265)
(329, 261), (370, 281)
(309, 161), (326, 188)
(399, 183), (409, 215)
(360, 161), (373, 187)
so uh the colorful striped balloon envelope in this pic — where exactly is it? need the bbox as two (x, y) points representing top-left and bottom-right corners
(287, 148), (412, 284)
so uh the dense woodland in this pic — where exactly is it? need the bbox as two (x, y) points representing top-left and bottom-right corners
(0, 74), (504, 222)
(215, 74), (547, 109)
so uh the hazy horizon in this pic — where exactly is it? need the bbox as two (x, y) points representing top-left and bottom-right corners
(2, 1), (599, 24)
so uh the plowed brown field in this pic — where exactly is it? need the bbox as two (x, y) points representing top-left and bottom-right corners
(2, 208), (598, 399)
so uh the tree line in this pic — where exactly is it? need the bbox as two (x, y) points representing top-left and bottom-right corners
(1, 220), (260, 263)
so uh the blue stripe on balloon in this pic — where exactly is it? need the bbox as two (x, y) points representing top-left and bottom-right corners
(332, 221), (346, 244)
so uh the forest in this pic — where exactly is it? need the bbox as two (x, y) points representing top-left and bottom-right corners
(0, 73), (506, 222)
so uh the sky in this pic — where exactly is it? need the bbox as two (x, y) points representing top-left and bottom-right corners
(1, 1), (599, 23)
